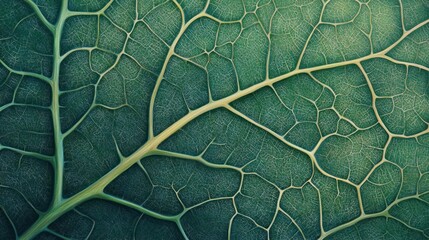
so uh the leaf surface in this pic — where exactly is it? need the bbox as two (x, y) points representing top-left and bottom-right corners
(0, 0), (429, 239)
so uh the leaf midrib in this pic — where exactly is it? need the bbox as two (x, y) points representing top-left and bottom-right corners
(19, 1), (429, 238)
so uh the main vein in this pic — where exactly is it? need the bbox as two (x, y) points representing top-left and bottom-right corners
(19, 1), (429, 238)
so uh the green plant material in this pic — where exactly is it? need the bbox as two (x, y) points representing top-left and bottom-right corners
(0, 0), (429, 239)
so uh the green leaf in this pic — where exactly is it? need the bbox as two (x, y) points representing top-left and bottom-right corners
(0, 0), (428, 239)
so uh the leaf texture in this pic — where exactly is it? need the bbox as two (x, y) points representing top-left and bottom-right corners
(0, 0), (429, 239)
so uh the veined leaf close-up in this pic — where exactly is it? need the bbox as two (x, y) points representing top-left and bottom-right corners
(0, 0), (429, 239)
